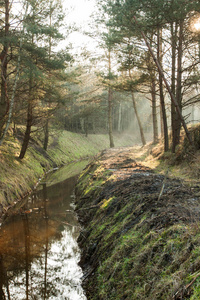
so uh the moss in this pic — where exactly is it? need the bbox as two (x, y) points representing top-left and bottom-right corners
(76, 150), (200, 300)
(101, 196), (115, 209)
(94, 220), (200, 299)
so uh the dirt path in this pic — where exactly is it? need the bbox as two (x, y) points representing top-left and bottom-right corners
(96, 147), (200, 227)
(76, 147), (200, 300)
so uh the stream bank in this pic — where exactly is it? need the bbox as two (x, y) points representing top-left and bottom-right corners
(0, 129), (134, 221)
(75, 147), (200, 300)
(0, 160), (89, 299)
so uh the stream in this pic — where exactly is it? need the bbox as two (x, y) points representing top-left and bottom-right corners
(0, 161), (88, 300)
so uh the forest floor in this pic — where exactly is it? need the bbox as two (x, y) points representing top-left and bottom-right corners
(75, 144), (200, 300)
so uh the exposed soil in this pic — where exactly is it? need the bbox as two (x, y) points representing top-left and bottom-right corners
(75, 147), (200, 300)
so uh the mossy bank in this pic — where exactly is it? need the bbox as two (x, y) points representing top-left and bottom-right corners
(0, 129), (134, 217)
(75, 147), (200, 300)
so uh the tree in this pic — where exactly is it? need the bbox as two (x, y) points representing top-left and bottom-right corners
(18, 0), (68, 159)
(0, 1), (30, 146)
(126, 43), (146, 146)
(0, 0), (10, 135)
(107, 47), (115, 148)
(157, 27), (169, 151)
(97, 0), (200, 151)
(146, 49), (159, 144)
(132, 0), (200, 150)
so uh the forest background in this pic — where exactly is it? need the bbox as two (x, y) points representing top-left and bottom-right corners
(1, 0), (200, 160)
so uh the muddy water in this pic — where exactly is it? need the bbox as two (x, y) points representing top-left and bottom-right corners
(0, 161), (88, 300)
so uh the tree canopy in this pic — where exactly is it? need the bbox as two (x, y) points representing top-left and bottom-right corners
(1, 0), (200, 157)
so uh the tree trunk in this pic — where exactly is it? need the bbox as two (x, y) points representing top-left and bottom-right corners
(118, 102), (122, 132)
(133, 16), (192, 147)
(19, 55), (34, 159)
(19, 99), (33, 159)
(0, 0), (28, 145)
(160, 105), (164, 138)
(146, 39), (158, 144)
(172, 20), (184, 152)
(128, 66), (146, 146)
(157, 27), (169, 151)
(171, 21), (177, 152)
(108, 49), (114, 148)
(108, 86), (114, 147)
(131, 91), (146, 146)
(0, 38), (22, 146)
(19, 68), (33, 159)
(151, 75), (158, 144)
(0, 0), (10, 135)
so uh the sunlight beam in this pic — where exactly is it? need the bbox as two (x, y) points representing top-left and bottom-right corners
(194, 19), (200, 32)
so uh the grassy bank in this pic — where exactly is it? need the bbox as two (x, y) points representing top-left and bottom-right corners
(0, 129), (135, 215)
(75, 147), (200, 300)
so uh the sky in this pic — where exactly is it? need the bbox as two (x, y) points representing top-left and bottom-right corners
(63, 0), (96, 25)
(12, 0), (98, 54)
(62, 0), (98, 53)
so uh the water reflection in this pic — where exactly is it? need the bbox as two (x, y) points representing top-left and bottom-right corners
(0, 162), (88, 300)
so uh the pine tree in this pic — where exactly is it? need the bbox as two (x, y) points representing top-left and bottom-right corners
(18, 0), (69, 159)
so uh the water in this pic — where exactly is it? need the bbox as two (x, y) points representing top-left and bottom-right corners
(0, 161), (88, 300)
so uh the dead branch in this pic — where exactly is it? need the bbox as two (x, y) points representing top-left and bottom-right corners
(158, 169), (169, 201)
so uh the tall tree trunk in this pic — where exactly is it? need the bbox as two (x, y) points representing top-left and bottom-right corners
(133, 16), (192, 146)
(118, 102), (122, 132)
(128, 68), (146, 146)
(0, 0), (10, 135)
(108, 86), (114, 147)
(0, 1), (28, 145)
(108, 49), (114, 148)
(19, 73), (33, 159)
(151, 74), (158, 144)
(146, 40), (158, 144)
(19, 99), (33, 159)
(172, 20), (184, 152)
(171, 21), (177, 151)
(157, 27), (169, 151)
(131, 91), (146, 146)
(160, 105), (164, 138)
